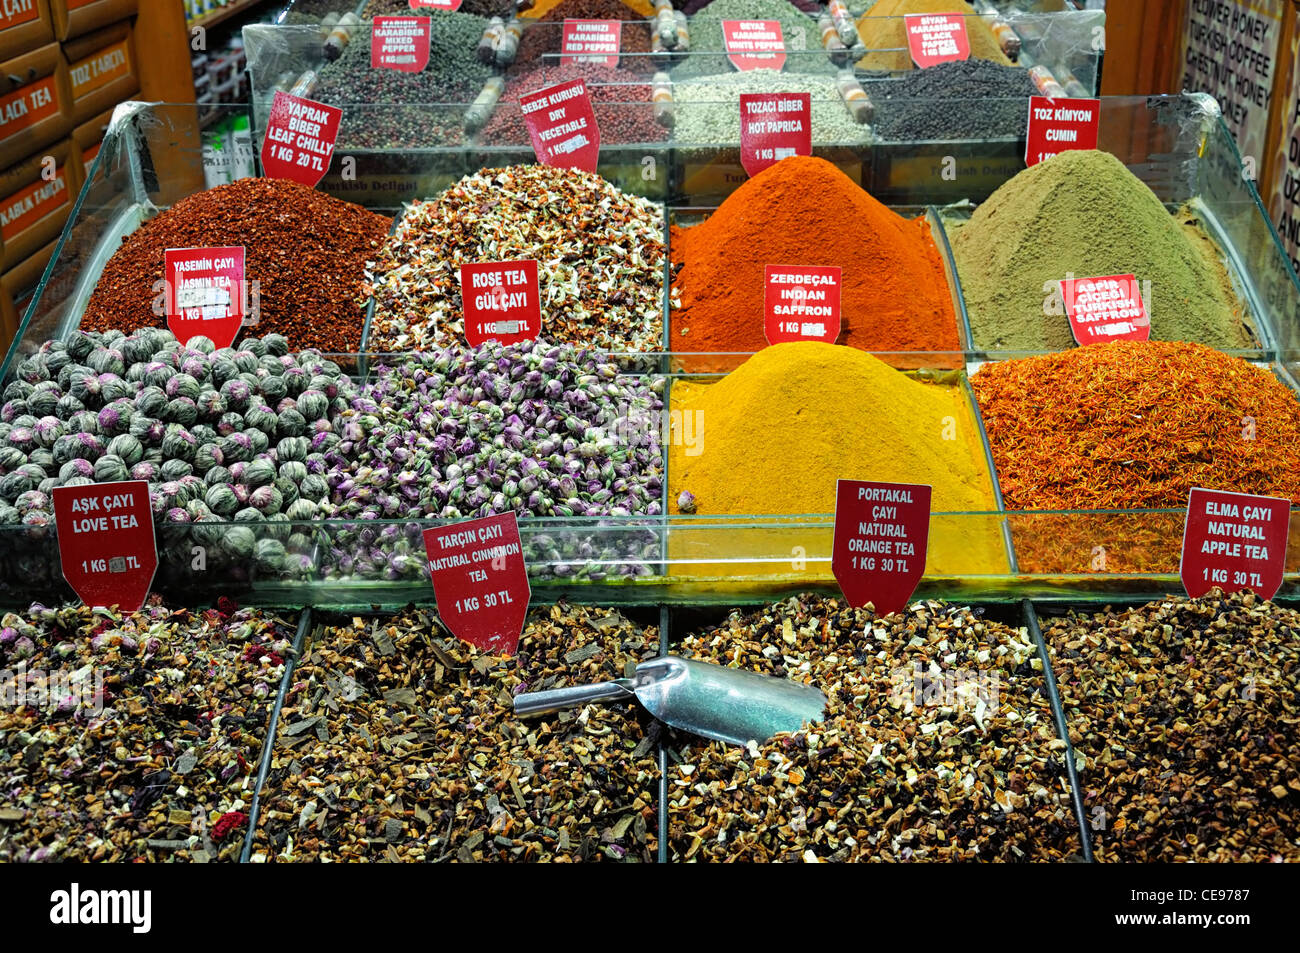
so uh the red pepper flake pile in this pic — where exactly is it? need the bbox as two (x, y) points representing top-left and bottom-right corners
(80, 178), (391, 352)
(972, 341), (1300, 511)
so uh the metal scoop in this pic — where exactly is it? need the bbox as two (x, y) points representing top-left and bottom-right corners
(513, 656), (827, 746)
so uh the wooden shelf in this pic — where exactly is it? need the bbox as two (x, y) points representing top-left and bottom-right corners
(187, 0), (276, 32)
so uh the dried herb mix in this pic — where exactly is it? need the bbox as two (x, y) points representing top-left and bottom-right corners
(668, 596), (1078, 861)
(951, 150), (1256, 351)
(0, 600), (298, 862)
(670, 156), (958, 353)
(368, 165), (670, 352)
(971, 341), (1300, 511)
(81, 178), (391, 353)
(1046, 592), (1300, 862)
(249, 604), (659, 862)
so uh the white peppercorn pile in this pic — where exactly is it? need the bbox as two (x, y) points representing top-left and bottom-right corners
(0, 600), (298, 862)
(1046, 591), (1300, 863)
(368, 165), (671, 351)
(866, 59), (1038, 141)
(667, 596), (1080, 862)
(672, 71), (870, 144)
(249, 604), (660, 862)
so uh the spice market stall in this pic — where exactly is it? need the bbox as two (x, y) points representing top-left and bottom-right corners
(2, 0), (1300, 864)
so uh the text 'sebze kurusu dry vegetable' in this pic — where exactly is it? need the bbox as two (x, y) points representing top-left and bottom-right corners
(668, 596), (1079, 862)
(670, 157), (959, 354)
(1046, 592), (1300, 862)
(250, 604), (660, 862)
(368, 166), (670, 352)
(81, 179), (391, 353)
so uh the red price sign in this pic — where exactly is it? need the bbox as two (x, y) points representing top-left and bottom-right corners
(260, 91), (341, 187)
(372, 17), (431, 72)
(519, 78), (601, 173)
(164, 246), (246, 349)
(460, 260), (542, 346)
(763, 265), (841, 344)
(53, 481), (157, 612)
(832, 480), (930, 617)
(560, 19), (621, 67)
(1059, 274), (1150, 345)
(409, 0), (461, 9)
(1180, 488), (1289, 601)
(1025, 95), (1100, 167)
(722, 20), (786, 71)
(904, 13), (971, 68)
(424, 513), (531, 654)
(739, 92), (810, 177)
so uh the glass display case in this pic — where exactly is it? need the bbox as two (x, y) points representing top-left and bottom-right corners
(2, 92), (1299, 611)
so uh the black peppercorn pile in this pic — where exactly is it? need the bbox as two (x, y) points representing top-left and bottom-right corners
(481, 64), (667, 145)
(0, 601), (298, 862)
(250, 604), (660, 862)
(667, 596), (1080, 862)
(1046, 591), (1300, 862)
(866, 59), (1038, 141)
(312, 11), (492, 149)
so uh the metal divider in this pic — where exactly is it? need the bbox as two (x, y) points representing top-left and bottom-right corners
(1020, 599), (1094, 862)
(239, 607), (314, 863)
(657, 604), (670, 865)
(357, 210), (403, 382)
